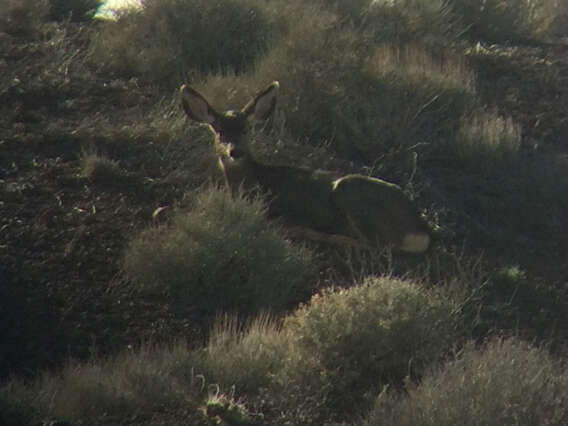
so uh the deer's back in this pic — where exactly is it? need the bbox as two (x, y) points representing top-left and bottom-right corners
(253, 162), (344, 231)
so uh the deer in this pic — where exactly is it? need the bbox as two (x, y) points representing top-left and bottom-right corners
(180, 81), (431, 254)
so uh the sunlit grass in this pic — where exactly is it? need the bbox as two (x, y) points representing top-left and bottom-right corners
(366, 43), (476, 93)
(95, 0), (141, 19)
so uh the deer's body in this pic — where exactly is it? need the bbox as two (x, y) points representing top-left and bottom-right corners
(180, 81), (431, 253)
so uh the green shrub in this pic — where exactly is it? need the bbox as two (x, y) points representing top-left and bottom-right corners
(123, 187), (315, 315)
(279, 276), (459, 417)
(49, 0), (103, 22)
(365, 338), (568, 426)
(90, 0), (275, 86)
(0, 0), (49, 36)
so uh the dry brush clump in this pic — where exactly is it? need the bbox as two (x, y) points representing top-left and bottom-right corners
(0, 276), (462, 424)
(358, 43), (476, 166)
(10, 273), (564, 425)
(184, 276), (462, 423)
(270, 276), (460, 421)
(0, 0), (102, 37)
(80, 150), (125, 183)
(90, 0), (277, 87)
(364, 337), (568, 426)
(0, 343), (215, 425)
(0, 0), (50, 37)
(88, 0), (503, 173)
(449, 0), (568, 42)
(192, 314), (288, 396)
(183, 0), (475, 167)
(234, 21), (477, 169)
(365, 0), (460, 44)
(123, 186), (315, 315)
(452, 108), (522, 173)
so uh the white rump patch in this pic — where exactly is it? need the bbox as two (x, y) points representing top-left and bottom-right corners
(400, 232), (430, 253)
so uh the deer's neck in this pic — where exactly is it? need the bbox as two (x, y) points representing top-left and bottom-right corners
(219, 154), (261, 191)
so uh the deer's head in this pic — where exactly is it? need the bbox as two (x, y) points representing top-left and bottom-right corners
(180, 82), (279, 165)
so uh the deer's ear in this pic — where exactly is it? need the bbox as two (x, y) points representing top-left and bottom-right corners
(180, 84), (217, 123)
(242, 81), (279, 121)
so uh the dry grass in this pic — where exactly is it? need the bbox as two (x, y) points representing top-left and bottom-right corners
(449, 0), (568, 42)
(366, 43), (475, 93)
(193, 314), (287, 394)
(455, 108), (522, 171)
(366, 0), (459, 44)
(0, 0), (49, 37)
(0, 343), (203, 424)
(80, 150), (122, 180)
(89, 0), (276, 86)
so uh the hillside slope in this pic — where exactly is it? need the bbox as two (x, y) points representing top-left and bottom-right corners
(1, 18), (568, 381)
(1, 23), (202, 378)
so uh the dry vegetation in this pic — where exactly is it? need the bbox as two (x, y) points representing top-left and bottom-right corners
(124, 187), (316, 315)
(1, 0), (568, 424)
(365, 337), (568, 426)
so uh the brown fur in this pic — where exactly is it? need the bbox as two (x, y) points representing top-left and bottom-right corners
(180, 82), (431, 253)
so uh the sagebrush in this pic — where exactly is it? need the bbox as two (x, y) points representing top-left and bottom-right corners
(124, 187), (315, 315)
